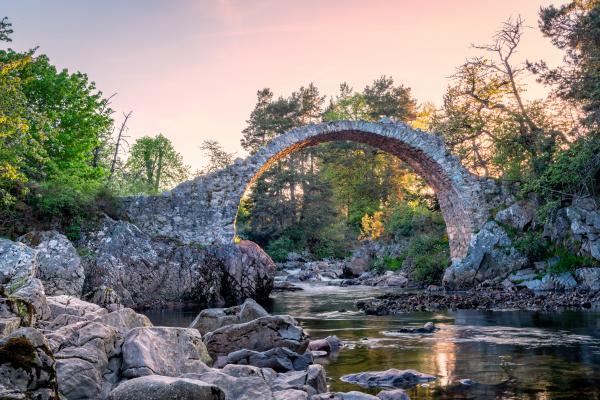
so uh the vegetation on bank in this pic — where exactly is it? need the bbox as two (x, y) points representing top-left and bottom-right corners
(1, 0), (600, 285)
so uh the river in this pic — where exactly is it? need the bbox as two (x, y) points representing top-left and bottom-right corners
(145, 282), (600, 399)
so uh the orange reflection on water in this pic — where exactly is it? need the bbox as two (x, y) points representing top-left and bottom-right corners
(431, 325), (457, 386)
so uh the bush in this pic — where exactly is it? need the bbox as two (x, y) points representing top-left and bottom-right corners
(548, 247), (599, 274)
(0, 176), (120, 241)
(266, 236), (296, 262)
(514, 231), (551, 261)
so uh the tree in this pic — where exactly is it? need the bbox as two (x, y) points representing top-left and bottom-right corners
(200, 140), (235, 173)
(125, 134), (189, 193)
(108, 111), (132, 181)
(0, 54), (33, 206)
(363, 76), (417, 121)
(0, 17), (13, 42)
(0, 49), (114, 183)
(521, 1), (600, 208)
(434, 17), (567, 178)
(532, 0), (600, 128)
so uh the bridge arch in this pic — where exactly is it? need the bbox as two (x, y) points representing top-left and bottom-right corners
(124, 120), (489, 260)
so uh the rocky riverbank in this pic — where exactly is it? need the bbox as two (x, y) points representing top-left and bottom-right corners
(355, 287), (600, 315)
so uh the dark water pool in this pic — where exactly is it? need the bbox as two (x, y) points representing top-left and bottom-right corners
(144, 283), (600, 399)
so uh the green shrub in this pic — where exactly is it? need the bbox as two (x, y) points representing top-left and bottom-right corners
(514, 231), (551, 261)
(266, 236), (296, 262)
(548, 247), (599, 274)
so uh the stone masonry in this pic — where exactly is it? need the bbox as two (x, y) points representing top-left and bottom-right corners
(123, 120), (491, 260)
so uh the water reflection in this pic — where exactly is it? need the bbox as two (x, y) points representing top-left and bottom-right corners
(270, 283), (600, 399)
(144, 283), (600, 399)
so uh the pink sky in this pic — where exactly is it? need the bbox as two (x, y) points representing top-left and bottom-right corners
(3, 0), (566, 169)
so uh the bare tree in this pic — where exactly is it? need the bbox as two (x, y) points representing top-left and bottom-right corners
(108, 111), (132, 181)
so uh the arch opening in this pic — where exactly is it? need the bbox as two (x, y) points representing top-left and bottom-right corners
(230, 121), (488, 260)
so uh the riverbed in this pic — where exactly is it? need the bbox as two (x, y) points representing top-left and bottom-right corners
(145, 282), (600, 399)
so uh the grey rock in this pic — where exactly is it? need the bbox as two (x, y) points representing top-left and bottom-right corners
(46, 320), (121, 399)
(341, 368), (435, 389)
(239, 298), (270, 321)
(495, 200), (536, 231)
(543, 208), (570, 243)
(0, 327), (59, 400)
(443, 222), (527, 289)
(226, 347), (313, 372)
(377, 389), (410, 400)
(107, 375), (225, 400)
(19, 231), (84, 296)
(93, 307), (152, 334)
(518, 272), (577, 291)
(508, 269), (538, 282)
(46, 295), (106, 320)
(308, 335), (342, 354)
(203, 315), (310, 358)
(0, 239), (37, 293)
(181, 367), (273, 400)
(121, 327), (212, 378)
(586, 211), (600, 230)
(590, 241), (600, 261)
(190, 298), (269, 335)
(387, 322), (436, 334)
(575, 267), (600, 291)
(275, 389), (309, 400)
(82, 217), (275, 309)
(0, 317), (20, 336)
(11, 278), (50, 322)
(273, 364), (327, 395)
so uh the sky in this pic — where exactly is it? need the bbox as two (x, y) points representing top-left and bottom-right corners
(2, 0), (567, 170)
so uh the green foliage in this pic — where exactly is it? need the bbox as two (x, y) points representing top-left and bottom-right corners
(513, 231), (551, 261)
(117, 134), (189, 194)
(536, 0), (600, 128)
(266, 236), (296, 262)
(370, 201), (450, 285)
(548, 247), (599, 274)
(405, 234), (450, 285)
(522, 138), (600, 219)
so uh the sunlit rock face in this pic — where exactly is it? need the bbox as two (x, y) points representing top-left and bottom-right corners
(81, 218), (275, 309)
(122, 120), (490, 260)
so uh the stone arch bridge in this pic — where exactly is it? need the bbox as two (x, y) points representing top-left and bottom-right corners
(123, 120), (493, 260)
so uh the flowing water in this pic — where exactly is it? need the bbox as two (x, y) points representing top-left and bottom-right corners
(145, 282), (600, 399)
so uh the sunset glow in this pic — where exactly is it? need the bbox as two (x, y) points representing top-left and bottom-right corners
(2, 0), (566, 169)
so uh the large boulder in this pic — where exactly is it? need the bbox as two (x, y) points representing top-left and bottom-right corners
(0, 327), (59, 400)
(443, 221), (528, 289)
(225, 347), (313, 372)
(190, 298), (269, 335)
(495, 200), (537, 231)
(203, 315), (310, 358)
(11, 278), (51, 322)
(45, 320), (122, 399)
(107, 375), (225, 400)
(19, 231), (84, 296)
(0, 238), (37, 292)
(340, 368), (436, 389)
(121, 327), (212, 379)
(211, 240), (277, 304)
(181, 366), (274, 400)
(46, 295), (107, 320)
(272, 364), (327, 395)
(82, 217), (275, 309)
